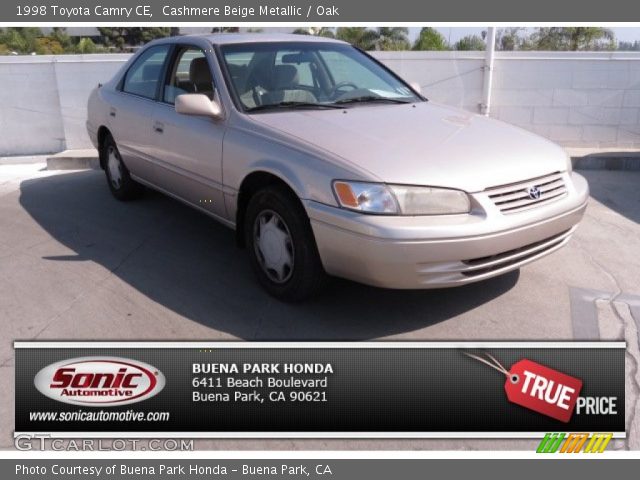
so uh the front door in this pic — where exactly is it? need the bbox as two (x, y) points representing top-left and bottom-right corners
(149, 46), (227, 220)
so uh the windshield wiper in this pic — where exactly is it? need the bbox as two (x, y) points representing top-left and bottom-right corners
(332, 96), (412, 105)
(246, 101), (343, 112)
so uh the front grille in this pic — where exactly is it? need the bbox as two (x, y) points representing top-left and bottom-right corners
(460, 229), (571, 278)
(486, 172), (567, 214)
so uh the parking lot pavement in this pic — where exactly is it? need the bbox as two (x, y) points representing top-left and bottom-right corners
(1, 163), (639, 450)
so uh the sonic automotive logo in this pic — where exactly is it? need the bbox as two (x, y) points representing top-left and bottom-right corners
(34, 357), (165, 406)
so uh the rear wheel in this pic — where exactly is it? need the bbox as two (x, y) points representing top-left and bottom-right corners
(101, 134), (143, 201)
(244, 186), (326, 302)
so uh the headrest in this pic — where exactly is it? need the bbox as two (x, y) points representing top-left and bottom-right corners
(190, 57), (212, 85)
(273, 65), (299, 90)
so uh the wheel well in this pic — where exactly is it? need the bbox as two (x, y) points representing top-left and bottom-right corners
(97, 126), (111, 169)
(235, 172), (302, 247)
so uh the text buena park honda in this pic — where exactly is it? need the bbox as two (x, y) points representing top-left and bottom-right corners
(14, 435), (193, 451)
(16, 464), (334, 477)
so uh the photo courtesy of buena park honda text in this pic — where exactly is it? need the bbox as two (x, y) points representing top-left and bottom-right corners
(1, 0), (639, 477)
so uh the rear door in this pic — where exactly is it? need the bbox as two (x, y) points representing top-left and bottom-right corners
(107, 44), (171, 182)
(149, 45), (227, 220)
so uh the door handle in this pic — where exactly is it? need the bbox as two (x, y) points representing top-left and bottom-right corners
(109, 108), (116, 118)
(153, 122), (164, 134)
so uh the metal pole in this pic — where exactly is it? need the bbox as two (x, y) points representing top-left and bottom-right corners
(480, 27), (496, 116)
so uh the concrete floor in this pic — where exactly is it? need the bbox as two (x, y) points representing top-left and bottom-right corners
(0, 163), (639, 450)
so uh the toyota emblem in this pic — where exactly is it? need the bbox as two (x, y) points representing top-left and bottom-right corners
(527, 186), (541, 200)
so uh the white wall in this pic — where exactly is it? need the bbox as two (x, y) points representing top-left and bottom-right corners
(490, 52), (640, 148)
(0, 54), (128, 156)
(1, 51), (640, 156)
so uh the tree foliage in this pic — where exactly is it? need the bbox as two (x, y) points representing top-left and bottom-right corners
(97, 27), (171, 51)
(75, 38), (98, 54)
(211, 27), (240, 33)
(376, 27), (410, 51)
(0, 26), (636, 55)
(333, 27), (410, 50)
(454, 35), (486, 51)
(495, 28), (526, 51)
(0, 27), (43, 54)
(413, 27), (449, 51)
(529, 27), (615, 51)
(335, 27), (380, 50)
(293, 27), (334, 38)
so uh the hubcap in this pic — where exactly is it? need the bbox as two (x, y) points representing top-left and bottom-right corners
(253, 210), (294, 284)
(107, 146), (123, 189)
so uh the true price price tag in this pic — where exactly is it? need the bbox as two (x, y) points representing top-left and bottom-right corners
(465, 353), (583, 423)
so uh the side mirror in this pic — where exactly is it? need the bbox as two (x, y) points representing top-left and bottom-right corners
(175, 94), (222, 119)
(409, 82), (422, 95)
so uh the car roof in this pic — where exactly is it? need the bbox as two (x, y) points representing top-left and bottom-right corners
(185, 33), (348, 46)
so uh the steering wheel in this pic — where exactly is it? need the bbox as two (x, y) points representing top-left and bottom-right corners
(329, 81), (359, 99)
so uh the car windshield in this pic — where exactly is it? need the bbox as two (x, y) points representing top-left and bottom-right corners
(219, 41), (422, 112)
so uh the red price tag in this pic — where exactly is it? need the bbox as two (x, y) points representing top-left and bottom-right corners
(464, 352), (583, 423)
(505, 359), (582, 423)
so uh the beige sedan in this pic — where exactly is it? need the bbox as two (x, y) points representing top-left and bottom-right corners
(86, 34), (589, 301)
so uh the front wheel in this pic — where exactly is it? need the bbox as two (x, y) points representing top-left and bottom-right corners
(244, 186), (326, 302)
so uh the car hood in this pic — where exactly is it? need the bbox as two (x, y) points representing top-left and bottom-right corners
(249, 102), (568, 192)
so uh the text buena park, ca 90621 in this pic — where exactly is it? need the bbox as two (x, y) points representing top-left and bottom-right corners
(16, 4), (340, 18)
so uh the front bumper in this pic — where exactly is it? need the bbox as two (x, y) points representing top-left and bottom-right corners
(305, 172), (589, 289)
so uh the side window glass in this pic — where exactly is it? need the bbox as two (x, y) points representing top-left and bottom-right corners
(122, 45), (170, 100)
(164, 47), (214, 104)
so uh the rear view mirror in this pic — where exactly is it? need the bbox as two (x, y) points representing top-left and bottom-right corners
(281, 52), (312, 64)
(175, 94), (222, 119)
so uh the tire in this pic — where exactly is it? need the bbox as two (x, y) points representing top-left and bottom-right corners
(101, 134), (143, 201)
(244, 186), (326, 302)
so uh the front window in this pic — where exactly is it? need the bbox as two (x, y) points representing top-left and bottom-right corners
(122, 45), (171, 100)
(219, 42), (421, 111)
(163, 47), (215, 104)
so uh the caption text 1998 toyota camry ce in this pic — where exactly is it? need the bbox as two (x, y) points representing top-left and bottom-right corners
(86, 34), (589, 302)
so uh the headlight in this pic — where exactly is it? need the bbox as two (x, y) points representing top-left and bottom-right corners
(390, 185), (470, 215)
(333, 181), (470, 215)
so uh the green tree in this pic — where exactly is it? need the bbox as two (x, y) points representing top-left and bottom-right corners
(35, 37), (64, 54)
(412, 27), (449, 50)
(454, 35), (486, 51)
(49, 27), (73, 50)
(496, 28), (525, 51)
(75, 38), (97, 54)
(530, 27), (615, 51)
(0, 27), (43, 54)
(375, 27), (410, 51)
(293, 27), (335, 38)
(335, 27), (380, 50)
(335, 27), (411, 51)
(97, 27), (171, 51)
(211, 27), (240, 33)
